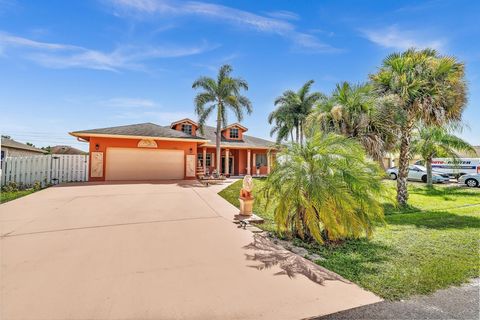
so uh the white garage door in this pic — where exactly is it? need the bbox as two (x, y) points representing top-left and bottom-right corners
(106, 148), (184, 181)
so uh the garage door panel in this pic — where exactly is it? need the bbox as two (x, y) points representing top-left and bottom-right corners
(106, 148), (184, 180)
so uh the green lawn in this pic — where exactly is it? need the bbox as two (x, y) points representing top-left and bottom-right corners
(219, 179), (480, 300)
(0, 189), (37, 203)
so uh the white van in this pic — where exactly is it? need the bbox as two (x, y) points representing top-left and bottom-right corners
(415, 158), (480, 178)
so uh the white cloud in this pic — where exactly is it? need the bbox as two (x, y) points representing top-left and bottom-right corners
(266, 10), (299, 21)
(0, 31), (217, 71)
(0, 32), (79, 50)
(105, 0), (338, 53)
(361, 25), (446, 51)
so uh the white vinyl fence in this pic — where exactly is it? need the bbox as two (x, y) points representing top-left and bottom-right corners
(1, 154), (89, 187)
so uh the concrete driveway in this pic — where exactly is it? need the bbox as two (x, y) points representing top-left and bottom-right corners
(1, 180), (381, 320)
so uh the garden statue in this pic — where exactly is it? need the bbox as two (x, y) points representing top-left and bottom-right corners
(239, 175), (254, 216)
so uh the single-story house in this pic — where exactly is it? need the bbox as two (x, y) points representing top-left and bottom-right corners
(70, 119), (275, 181)
(50, 145), (88, 155)
(458, 146), (480, 157)
(1, 137), (47, 160)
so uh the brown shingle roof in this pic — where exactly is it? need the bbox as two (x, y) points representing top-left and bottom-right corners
(194, 125), (274, 148)
(50, 145), (88, 155)
(70, 122), (274, 148)
(1, 137), (47, 153)
(70, 123), (207, 141)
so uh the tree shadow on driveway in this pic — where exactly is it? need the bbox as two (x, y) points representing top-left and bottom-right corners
(243, 234), (348, 285)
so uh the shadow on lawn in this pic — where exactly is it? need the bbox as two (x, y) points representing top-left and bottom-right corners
(298, 239), (396, 280)
(386, 210), (480, 230)
(409, 185), (480, 200)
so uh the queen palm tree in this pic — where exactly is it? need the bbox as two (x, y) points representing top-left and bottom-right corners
(371, 49), (467, 206)
(263, 132), (386, 244)
(192, 65), (252, 174)
(270, 80), (323, 145)
(308, 82), (399, 168)
(412, 126), (475, 186)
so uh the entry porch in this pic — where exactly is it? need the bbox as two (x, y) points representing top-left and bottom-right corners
(196, 147), (273, 177)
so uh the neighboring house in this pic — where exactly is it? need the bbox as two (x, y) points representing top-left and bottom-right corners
(457, 146), (480, 157)
(50, 145), (88, 155)
(1, 137), (47, 161)
(69, 118), (275, 181)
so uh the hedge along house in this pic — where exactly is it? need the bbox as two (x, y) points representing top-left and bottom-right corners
(70, 118), (275, 181)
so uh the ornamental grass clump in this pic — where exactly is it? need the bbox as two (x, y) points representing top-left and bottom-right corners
(263, 132), (386, 244)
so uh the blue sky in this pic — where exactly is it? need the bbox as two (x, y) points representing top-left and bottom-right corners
(1, 0), (479, 151)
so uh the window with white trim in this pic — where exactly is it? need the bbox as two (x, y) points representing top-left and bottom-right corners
(229, 128), (239, 139)
(197, 153), (212, 166)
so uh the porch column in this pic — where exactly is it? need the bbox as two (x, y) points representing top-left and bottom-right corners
(267, 152), (271, 174)
(247, 149), (251, 175)
(225, 149), (230, 175)
(252, 153), (256, 176)
(202, 147), (207, 173)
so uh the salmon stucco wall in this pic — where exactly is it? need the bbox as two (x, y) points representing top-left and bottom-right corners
(237, 149), (247, 175)
(88, 137), (198, 181)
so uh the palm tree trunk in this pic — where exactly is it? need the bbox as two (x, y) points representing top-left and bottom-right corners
(295, 126), (299, 143)
(397, 117), (414, 206)
(290, 130), (294, 142)
(216, 106), (222, 175)
(426, 156), (433, 187)
(376, 156), (386, 171)
(300, 122), (304, 146)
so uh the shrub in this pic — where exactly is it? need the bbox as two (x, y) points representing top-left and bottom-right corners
(33, 181), (42, 191)
(263, 132), (386, 244)
(2, 181), (19, 193)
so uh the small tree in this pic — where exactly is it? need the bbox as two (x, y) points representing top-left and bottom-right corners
(263, 132), (386, 244)
(412, 126), (475, 186)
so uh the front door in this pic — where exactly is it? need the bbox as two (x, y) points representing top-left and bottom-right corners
(221, 156), (234, 175)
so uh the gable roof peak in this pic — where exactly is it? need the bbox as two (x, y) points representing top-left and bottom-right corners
(170, 118), (198, 128)
(223, 123), (248, 132)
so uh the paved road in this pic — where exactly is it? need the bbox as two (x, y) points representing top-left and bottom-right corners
(317, 278), (479, 320)
(0, 180), (381, 320)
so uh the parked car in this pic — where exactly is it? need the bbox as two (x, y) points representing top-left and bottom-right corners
(458, 173), (480, 187)
(387, 165), (450, 183)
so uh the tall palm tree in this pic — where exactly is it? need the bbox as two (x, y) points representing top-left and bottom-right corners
(412, 126), (475, 186)
(371, 49), (467, 206)
(192, 65), (252, 174)
(263, 132), (386, 244)
(270, 80), (323, 144)
(268, 108), (294, 143)
(308, 82), (399, 167)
